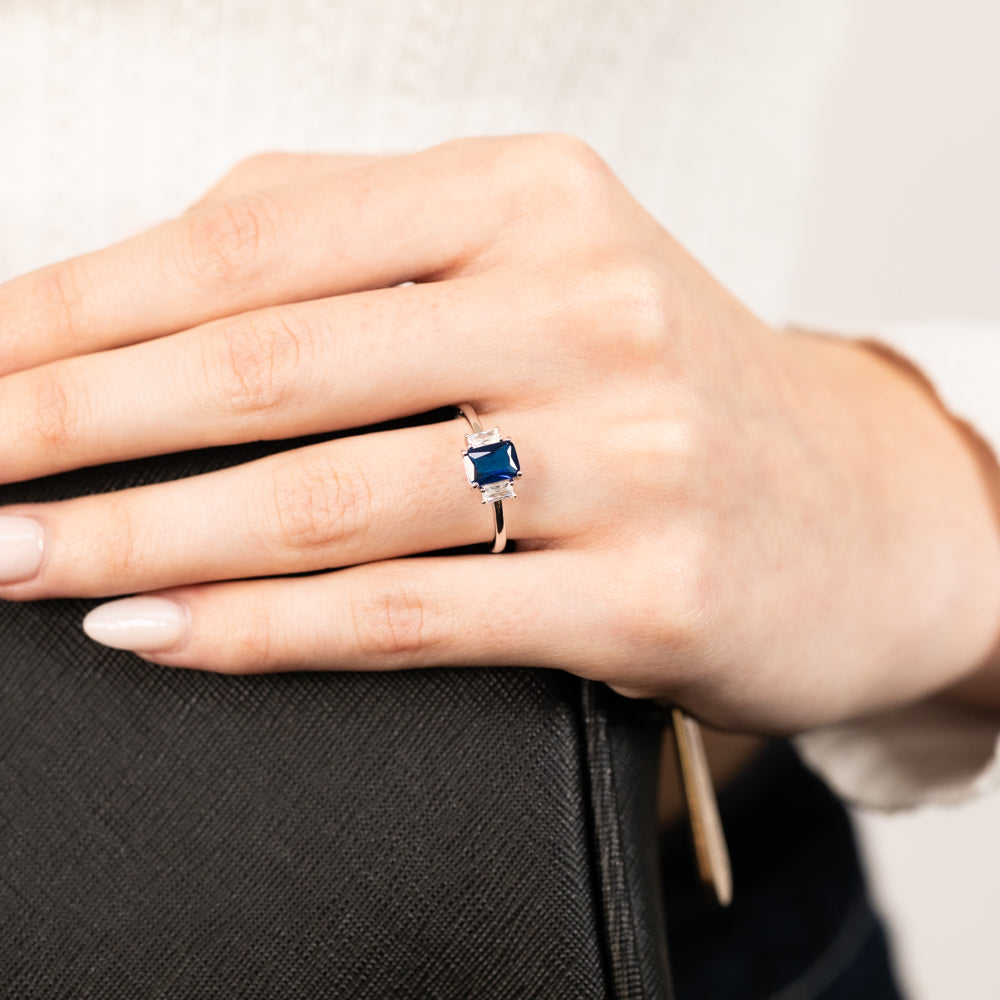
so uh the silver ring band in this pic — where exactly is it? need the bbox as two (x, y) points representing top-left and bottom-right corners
(456, 404), (520, 554)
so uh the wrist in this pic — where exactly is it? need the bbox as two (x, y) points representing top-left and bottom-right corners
(784, 328), (1000, 709)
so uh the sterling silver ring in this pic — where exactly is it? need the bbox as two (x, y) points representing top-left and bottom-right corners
(456, 404), (521, 554)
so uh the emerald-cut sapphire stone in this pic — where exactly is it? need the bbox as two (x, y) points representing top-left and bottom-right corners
(463, 440), (520, 488)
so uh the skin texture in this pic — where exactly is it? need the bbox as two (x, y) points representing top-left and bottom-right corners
(0, 135), (997, 735)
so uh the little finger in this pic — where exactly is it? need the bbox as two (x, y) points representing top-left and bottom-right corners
(81, 550), (615, 678)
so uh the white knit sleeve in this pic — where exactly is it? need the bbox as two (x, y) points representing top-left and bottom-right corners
(795, 703), (1000, 810)
(795, 322), (1000, 810)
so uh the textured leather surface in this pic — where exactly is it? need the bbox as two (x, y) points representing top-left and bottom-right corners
(583, 685), (675, 1000)
(0, 417), (673, 998)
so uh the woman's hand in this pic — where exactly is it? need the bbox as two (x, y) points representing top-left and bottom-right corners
(0, 135), (997, 734)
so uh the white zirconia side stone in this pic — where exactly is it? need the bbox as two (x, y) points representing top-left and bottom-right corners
(465, 427), (502, 448)
(481, 482), (516, 503)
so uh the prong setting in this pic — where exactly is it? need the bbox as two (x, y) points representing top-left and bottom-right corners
(455, 404), (519, 554)
(461, 437), (521, 503)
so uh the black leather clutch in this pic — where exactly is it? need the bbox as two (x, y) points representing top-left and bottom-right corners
(0, 415), (674, 998)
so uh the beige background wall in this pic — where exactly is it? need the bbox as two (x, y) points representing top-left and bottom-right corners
(787, 3), (1000, 997)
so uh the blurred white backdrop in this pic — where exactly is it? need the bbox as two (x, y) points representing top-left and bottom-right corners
(788, 3), (1000, 997)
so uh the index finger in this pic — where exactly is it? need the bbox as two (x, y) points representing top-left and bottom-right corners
(0, 137), (522, 375)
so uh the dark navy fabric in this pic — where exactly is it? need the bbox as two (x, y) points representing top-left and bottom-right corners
(661, 742), (907, 1000)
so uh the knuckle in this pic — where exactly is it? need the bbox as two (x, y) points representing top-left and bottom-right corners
(601, 259), (674, 350)
(223, 601), (276, 671)
(562, 257), (673, 363)
(600, 415), (700, 513)
(537, 132), (606, 173)
(661, 540), (718, 655)
(528, 133), (616, 208)
(618, 531), (716, 666)
(28, 369), (84, 452)
(269, 456), (373, 553)
(34, 262), (84, 345)
(206, 309), (304, 417)
(98, 497), (143, 583)
(350, 579), (437, 659)
(183, 193), (280, 288)
(462, 133), (614, 221)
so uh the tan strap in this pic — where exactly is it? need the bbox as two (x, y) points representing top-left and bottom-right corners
(671, 708), (733, 906)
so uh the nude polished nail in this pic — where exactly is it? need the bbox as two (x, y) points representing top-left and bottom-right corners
(82, 596), (189, 652)
(0, 515), (45, 583)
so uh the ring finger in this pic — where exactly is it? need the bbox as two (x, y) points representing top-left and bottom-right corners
(0, 413), (545, 600)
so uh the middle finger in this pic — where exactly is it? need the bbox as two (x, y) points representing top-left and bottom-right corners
(0, 273), (549, 484)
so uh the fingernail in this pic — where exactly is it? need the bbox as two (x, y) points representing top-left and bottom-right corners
(83, 596), (189, 652)
(0, 515), (45, 582)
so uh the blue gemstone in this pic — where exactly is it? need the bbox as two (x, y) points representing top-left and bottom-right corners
(463, 440), (520, 487)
